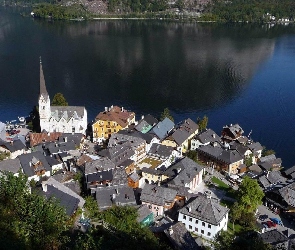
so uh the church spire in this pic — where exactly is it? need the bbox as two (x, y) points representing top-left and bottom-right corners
(39, 56), (48, 98)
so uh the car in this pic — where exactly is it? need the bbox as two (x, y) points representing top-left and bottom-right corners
(259, 214), (268, 221)
(266, 220), (277, 228)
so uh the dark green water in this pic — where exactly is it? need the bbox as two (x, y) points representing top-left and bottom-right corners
(1, 7), (295, 167)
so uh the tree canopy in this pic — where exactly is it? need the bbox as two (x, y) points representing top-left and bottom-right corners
(160, 107), (174, 122)
(236, 176), (264, 213)
(0, 172), (70, 249)
(197, 115), (208, 131)
(52, 92), (68, 106)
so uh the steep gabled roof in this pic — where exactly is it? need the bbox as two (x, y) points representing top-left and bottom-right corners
(195, 128), (220, 144)
(151, 118), (175, 140)
(141, 184), (177, 206)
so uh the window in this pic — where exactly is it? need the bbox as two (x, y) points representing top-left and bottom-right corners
(208, 224), (211, 229)
(207, 232), (211, 236)
(195, 228), (198, 232)
(101, 134), (104, 137)
(195, 220), (198, 224)
(202, 222), (205, 227)
(183, 215), (186, 220)
(95, 128), (98, 131)
(189, 218), (192, 222)
(201, 230), (204, 234)
(189, 225), (192, 229)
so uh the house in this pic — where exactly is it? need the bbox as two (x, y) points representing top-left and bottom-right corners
(141, 167), (169, 185)
(135, 114), (158, 134)
(191, 128), (221, 150)
(164, 157), (204, 191)
(150, 118), (175, 141)
(28, 131), (62, 147)
(137, 204), (154, 227)
(45, 141), (76, 155)
(0, 139), (27, 159)
(97, 141), (135, 167)
(92, 105), (135, 144)
(84, 158), (116, 191)
(58, 133), (84, 149)
(42, 177), (85, 208)
(221, 124), (244, 141)
(258, 171), (286, 190)
(18, 151), (51, 181)
(248, 164), (263, 176)
(95, 185), (136, 210)
(178, 194), (229, 239)
(164, 222), (201, 250)
(259, 229), (289, 249)
(108, 131), (146, 163)
(128, 172), (140, 188)
(162, 118), (199, 153)
(38, 60), (87, 135)
(0, 158), (23, 176)
(0, 122), (6, 141)
(45, 154), (64, 174)
(282, 165), (295, 179)
(197, 144), (244, 175)
(259, 154), (282, 171)
(41, 183), (80, 216)
(229, 141), (252, 159)
(247, 142), (263, 163)
(141, 184), (177, 216)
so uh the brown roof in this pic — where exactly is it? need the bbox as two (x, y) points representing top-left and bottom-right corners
(76, 154), (93, 167)
(95, 106), (135, 128)
(29, 132), (62, 147)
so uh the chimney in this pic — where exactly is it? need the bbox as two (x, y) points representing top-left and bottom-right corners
(111, 105), (114, 109)
(121, 107), (124, 112)
(141, 115), (144, 120)
(105, 107), (108, 112)
(64, 137), (67, 142)
(168, 226), (173, 235)
(112, 193), (116, 200)
(188, 206), (192, 212)
(115, 189), (118, 194)
(212, 134), (216, 138)
(158, 181), (161, 187)
(42, 182), (47, 192)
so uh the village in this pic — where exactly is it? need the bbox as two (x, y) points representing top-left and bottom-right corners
(1, 61), (295, 249)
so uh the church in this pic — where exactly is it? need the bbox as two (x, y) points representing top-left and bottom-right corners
(38, 59), (87, 135)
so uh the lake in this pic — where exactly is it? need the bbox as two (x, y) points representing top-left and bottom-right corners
(1, 7), (295, 167)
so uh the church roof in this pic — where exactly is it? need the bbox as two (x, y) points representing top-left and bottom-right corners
(50, 106), (85, 120)
(39, 57), (48, 99)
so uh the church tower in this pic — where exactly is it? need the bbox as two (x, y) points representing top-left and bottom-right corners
(38, 57), (51, 130)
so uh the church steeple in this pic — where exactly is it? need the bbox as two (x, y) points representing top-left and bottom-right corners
(39, 56), (48, 98)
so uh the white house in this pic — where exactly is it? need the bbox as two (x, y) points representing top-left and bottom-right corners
(38, 59), (87, 135)
(178, 194), (229, 240)
(191, 128), (221, 150)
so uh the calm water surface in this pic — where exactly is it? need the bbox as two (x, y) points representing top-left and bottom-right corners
(1, 7), (295, 167)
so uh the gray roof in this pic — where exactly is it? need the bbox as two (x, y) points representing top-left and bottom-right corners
(112, 166), (128, 186)
(42, 185), (79, 216)
(114, 129), (156, 144)
(18, 151), (51, 177)
(97, 141), (135, 167)
(171, 118), (199, 145)
(164, 222), (201, 250)
(283, 165), (295, 176)
(195, 128), (220, 144)
(50, 106), (85, 121)
(151, 118), (175, 140)
(141, 184), (177, 206)
(45, 155), (61, 167)
(58, 133), (83, 146)
(248, 164), (263, 174)
(46, 141), (76, 154)
(223, 124), (244, 138)
(179, 195), (229, 225)
(108, 131), (145, 149)
(148, 143), (174, 159)
(137, 204), (153, 223)
(259, 172), (286, 189)
(165, 157), (203, 186)
(248, 142), (263, 152)
(279, 182), (295, 207)
(142, 114), (158, 126)
(229, 141), (249, 155)
(85, 157), (115, 175)
(0, 139), (26, 152)
(259, 161), (273, 171)
(129, 172), (140, 182)
(197, 144), (243, 164)
(0, 158), (22, 174)
(96, 185), (136, 210)
(44, 177), (85, 208)
(260, 154), (276, 163)
(260, 229), (289, 245)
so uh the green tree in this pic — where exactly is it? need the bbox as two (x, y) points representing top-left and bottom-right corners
(0, 172), (70, 249)
(160, 107), (174, 122)
(262, 146), (276, 157)
(52, 92), (68, 106)
(197, 115), (208, 131)
(237, 176), (264, 213)
(230, 202), (242, 231)
(214, 230), (234, 250)
(84, 196), (100, 220)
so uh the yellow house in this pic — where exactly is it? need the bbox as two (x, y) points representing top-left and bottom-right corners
(92, 106), (135, 144)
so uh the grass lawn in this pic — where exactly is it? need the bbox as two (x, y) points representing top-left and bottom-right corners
(227, 221), (244, 234)
(211, 176), (229, 189)
(137, 157), (163, 169)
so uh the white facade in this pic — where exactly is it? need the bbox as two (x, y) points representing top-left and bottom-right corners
(178, 211), (228, 240)
(38, 60), (87, 135)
